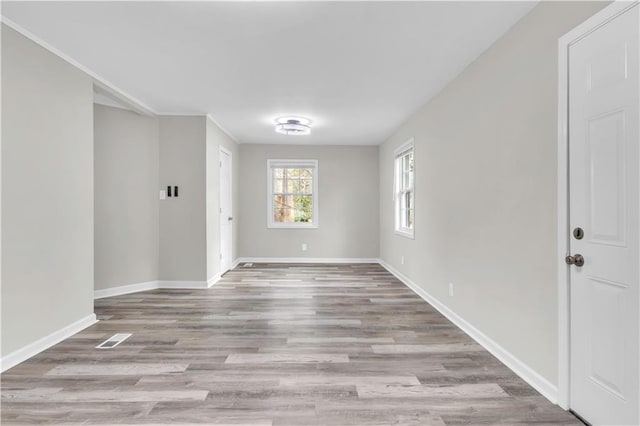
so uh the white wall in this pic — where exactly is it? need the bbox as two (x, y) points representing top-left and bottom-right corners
(94, 104), (159, 291)
(238, 144), (379, 259)
(379, 1), (608, 386)
(158, 116), (207, 281)
(1, 25), (94, 356)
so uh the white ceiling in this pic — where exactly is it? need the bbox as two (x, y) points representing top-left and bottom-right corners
(2, 1), (536, 145)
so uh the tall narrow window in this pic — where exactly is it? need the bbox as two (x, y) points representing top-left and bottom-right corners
(267, 159), (318, 228)
(394, 139), (414, 238)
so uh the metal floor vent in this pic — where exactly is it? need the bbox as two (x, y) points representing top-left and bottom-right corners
(96, 333), (131, 349)
(243, 263), (254, 267)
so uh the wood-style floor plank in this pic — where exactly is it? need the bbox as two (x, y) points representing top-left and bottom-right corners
(1, 263), (580, 425)
(355, 383), (508, 399)
(225, 353), (350, 364)
(45, 363), (189, 376)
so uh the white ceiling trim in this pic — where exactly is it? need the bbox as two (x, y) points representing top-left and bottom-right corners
(206, 114), (239, 144)
(1, 15), (158, 117)
(93, 91), (132, 111)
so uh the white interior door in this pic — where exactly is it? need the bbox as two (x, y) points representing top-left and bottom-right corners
(219, 148), (232, 273)
(568, 5), (639, 425)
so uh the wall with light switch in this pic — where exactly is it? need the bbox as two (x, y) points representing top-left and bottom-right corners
(94, 112), (237, 291)
(158, 116), (208, 281)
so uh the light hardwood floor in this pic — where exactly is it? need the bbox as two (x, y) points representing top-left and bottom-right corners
(1, 263), (581, 425)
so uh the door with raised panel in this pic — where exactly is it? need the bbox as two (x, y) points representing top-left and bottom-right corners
(568, 5), (639, 425)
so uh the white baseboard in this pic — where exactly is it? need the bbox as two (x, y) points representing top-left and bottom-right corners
(236, 257), (380, 264)
(378, 259), (559, 405)
(1, 313), (98, 373)
(231, 258), (242, 270)
(94, 281), (159, 299)
(207, 273), (222, 287)
(94, 275), (222, 299)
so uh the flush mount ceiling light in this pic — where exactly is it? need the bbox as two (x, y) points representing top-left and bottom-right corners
(275, 116), (312, 136)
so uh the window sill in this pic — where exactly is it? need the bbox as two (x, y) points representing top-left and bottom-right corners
(395, 229), (415, 240)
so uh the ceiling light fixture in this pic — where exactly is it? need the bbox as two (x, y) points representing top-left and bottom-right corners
(275, 116), (312, 136)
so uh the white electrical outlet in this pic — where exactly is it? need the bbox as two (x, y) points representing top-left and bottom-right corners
(401, 256), (404, 265)
(449, 282), (454, 297)
(302, 243), (307, 251)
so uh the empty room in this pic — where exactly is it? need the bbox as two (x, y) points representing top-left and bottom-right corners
(1, 1), (639, 425)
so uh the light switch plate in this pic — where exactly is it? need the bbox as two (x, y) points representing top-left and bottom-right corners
(159, 190), (167, 200)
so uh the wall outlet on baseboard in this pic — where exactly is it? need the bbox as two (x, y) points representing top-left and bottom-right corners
(301, 243), (307, 251)
(449, 282), (454, 297)
(401, 256), (404, 265)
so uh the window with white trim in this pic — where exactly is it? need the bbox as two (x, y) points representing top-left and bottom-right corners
(267, 159), (318, 228)
(394, 140), (414, 238)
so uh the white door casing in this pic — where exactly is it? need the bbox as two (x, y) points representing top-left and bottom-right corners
(564, 3), (639, 425)
(219, 147), (232, 273)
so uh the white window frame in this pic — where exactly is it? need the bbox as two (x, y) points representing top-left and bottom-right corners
(394, 139), (415, 239)
(267, 159), (319, 229)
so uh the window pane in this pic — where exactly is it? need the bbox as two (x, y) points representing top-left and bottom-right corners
(274, 195), (313, 223)
(274, 194), (293, 209)
(301, 168), (312, 179)
(294, 195), (313, 222)
(274, 178), (284, 193)
(274, 168), (284, 178)
(274, 194), (296, 223)
(284, 195), (294, 209)
(287, 179), (300, 193)
(399, 190), (413, 230)
(273, 194), (284, 209)
(402, 152), (413, 173)
(287, 168), (301, 178)
(406, 191), (413, 209)
(300, 179), (312, 194)
(274, 206), (292, 223)
(403, 171), (411, 190)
